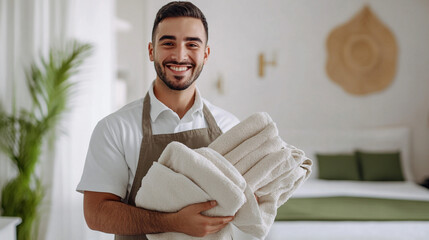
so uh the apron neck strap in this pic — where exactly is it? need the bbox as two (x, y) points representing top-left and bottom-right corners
(142, 93), (152, 138)
(202, 103), (219, 134)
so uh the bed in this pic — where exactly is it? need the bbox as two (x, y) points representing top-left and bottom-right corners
(266, 127), (429, 240)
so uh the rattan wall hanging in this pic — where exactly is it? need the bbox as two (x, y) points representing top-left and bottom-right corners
(326, 6), (398, 95)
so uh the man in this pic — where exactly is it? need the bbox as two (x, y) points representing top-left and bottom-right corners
(77, 1), (241, 239)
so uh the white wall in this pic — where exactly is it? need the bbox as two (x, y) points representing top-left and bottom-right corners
(118, 0), (429, 182)
(116, 0), (148, 104)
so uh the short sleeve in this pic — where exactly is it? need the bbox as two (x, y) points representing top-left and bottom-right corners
(76, 118), (129, 199)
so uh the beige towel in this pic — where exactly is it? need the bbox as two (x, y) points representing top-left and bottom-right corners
(209, 112), (273, 156)
(243, 148), (290, 191)
(225, 122), (279, 165)
(230, 144), (311, 239)
(256, 156), (312, 235)
(230, 185), (265, 238)
(252, 144), (309, 194)
(233, 136), (284, 175)
(135, 142), (246, 240)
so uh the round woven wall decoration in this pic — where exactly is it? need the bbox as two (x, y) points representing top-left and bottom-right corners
(326, 6), (398, 95)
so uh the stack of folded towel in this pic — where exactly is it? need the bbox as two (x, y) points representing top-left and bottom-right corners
(135, 112), (312, 240)
(209, 112), (312, 237)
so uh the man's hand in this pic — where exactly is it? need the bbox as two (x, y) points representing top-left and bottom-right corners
(172, 201), (234, 237)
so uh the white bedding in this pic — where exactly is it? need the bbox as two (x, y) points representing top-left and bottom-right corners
(267, 221), (429, 240)
(292, 179), (429, 201)
(265, 180), (429, 240)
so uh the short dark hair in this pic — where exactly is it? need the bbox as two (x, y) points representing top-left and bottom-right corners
(152, 1), (208, 43)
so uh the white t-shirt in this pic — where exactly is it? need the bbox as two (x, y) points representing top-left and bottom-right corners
(76, 86), (239, 200)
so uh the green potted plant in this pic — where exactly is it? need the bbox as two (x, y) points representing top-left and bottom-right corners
(0, 41), (93, 240)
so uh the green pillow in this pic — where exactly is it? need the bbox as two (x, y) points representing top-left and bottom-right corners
(317, 153), (361, 180)
(357, 151), (404, 181)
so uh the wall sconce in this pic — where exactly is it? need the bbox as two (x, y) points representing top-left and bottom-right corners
(216, 74), (225, 95)
(258, 52), (277, 78)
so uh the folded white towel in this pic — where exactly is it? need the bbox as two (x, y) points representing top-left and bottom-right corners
(233, 136), (284, 175)
(209, 112), (273, 156)
(261, 159), (312, 205)
(230, 185), (265, 238)
(243, 148), (290, 192)
(194, 147), (246, 192)
(135, 142), (246, 240)
(136, 162), (211, 212)
(158, 143), (246, 217)
(253, 144), (309, 195)
(262, 158), (311, 215)
(225, 122), (279, 165)
(233, 145), (311, 239)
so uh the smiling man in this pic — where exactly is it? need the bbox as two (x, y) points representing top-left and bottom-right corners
(77, 1), (241, 240)
(151, 17), (207, 91)
(149, 15), (210, 118)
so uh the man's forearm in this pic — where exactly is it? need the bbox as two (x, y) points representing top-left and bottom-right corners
(84, 191), (233, 237)
(84, 193), (177, 235)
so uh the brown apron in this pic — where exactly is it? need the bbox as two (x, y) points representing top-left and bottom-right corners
(115, 93), (223, 240)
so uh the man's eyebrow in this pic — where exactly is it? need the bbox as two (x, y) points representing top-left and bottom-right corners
(185, 37), (203, 43)
(158, 35), (176, 41)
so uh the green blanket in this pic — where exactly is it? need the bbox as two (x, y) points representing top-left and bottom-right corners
(276, 197), (429, 221)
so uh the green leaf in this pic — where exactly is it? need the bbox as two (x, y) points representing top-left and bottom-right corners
(0, 40), (93, 240)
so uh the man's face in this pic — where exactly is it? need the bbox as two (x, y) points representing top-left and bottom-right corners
(149, 17), (209, 91)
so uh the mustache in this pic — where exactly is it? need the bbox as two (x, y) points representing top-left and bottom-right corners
(163, 60), (195, 67)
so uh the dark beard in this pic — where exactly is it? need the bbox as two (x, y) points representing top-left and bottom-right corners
(154, 61), (204, 91)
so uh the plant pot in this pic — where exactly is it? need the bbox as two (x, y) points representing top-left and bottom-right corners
(1, 175), (43, 240)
